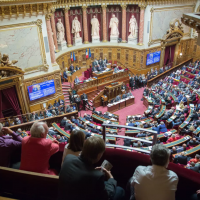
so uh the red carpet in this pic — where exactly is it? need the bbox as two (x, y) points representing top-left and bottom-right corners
(79, 88), (146, 145)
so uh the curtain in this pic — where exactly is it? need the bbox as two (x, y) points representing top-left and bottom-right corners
(87, 6), (102, 42)
(0, 91), (3, 118)
(164, 46), (170, 66)
(169, 44), (176, 66)
(54, 9), (66, 41)
(126, 5), (140, 42)
(68, 7), (83, 45)
(106, 5), (122, 41)
(2, 87), (21, 116)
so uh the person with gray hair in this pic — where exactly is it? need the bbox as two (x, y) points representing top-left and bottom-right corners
(130, 144), (178, 200)
(20, 122), (59, 175)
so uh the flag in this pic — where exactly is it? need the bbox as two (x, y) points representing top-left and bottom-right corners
(71, 52), (73, 61)
(86, 49), (88, 59)
(89, 48), (91, 58)
(73, 52), (76, 61)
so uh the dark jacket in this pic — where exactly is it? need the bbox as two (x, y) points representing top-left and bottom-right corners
(58, 154), (117, 200)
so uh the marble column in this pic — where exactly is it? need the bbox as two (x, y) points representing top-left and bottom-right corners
(64, 8), (72, 47)
(121, 5), (127, 43)
(102, 5), (107, 42)
(50, 10), (58, 51)
(138, 5), (146, 46)
(46, 13), (56, 64)
(82, 6), (89, 44)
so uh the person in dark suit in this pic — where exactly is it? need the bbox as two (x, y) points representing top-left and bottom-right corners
(64, 120), (72, 131)
(69, 64), (75, 73)
(122, 93), (127, 99)
(157, 121), (168, 134)
(63, 70), (68, 80)
(54, 100), (59, 107)
(58, 98), (65, 106)
(187, 162), (199, 173)
(174, 152), (187, 165)
(81, 93), (90, 110)
(176, 143), (187, 153)
(58, 137), (125, 200)
(121, 83), (126, 91)
(97, 64), (102, 72)
(130, 76), (135, 91)
(75, 94), (81, 111)
(60, 117), (67, 128)
(190, 93), (197, 102)
(98, 57), (103, 66)
(84, 113), (92, 121)
(191, 112), (199, 121)
(92, 65), (97, 72)
(115, 95), (121, 102)
(171, 147), (177, 155)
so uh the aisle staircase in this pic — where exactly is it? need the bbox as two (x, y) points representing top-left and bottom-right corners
(62, 82), (71, 106)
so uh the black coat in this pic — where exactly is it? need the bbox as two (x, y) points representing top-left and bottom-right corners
(58, 154), (117, 200)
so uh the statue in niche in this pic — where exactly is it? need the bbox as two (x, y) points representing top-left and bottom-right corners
(72, 16), (81, 38)
(91, 15), (100, 37)
(0, 54), (18, 67)
(56, 19), (65, 43)
(129, 15), (138, 38)
(109, 14), (119, 37)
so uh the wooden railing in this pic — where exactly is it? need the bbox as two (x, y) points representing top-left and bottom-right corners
(147, 59), (192, 87)
(8, 111), (78, 132)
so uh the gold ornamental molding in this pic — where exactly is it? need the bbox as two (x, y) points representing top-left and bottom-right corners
(148, 5), (194, 47)
(0, 19), (49, 73)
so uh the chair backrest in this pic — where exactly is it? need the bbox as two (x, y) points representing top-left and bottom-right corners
(0, 167), (59, 200)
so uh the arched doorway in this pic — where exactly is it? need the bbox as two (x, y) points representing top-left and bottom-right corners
(159, 19), (184, 68)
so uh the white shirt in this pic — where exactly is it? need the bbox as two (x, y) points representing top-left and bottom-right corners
(131, 165), (178, 200)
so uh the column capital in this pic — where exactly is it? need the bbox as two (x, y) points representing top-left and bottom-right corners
(51, 8), (55, 13)
(45, 13), (52, 20)
(138, 4), (146, 10)
(121, 5), (127, 9)
(82, 5), (87, 10)
(64, 7), (70, 13)
(101, 4), (107, 9)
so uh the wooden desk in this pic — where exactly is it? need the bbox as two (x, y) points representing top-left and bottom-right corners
(93, 70), (113, 79)
(126, 97), (135, 107)
(68, 68), (84, 83)
(108, 103), (119, 112)
(120, 101), (126, 109)
(143, 96), (153, 107)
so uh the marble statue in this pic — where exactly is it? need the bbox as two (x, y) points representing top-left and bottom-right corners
(72, 16), (81, 38)
(109, 14), (119, 36)
(91, 15), (100, 37)
(129, 15), (138, 38)
(56, 19), (65, 43)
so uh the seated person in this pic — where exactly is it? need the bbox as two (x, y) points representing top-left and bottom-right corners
(115, 95), (121, 102)
(62, 130), (85, 165)
(136, 132), (147, 137)
(133, 141), (143, 147)
(54, 100), (59, 107)
(171, 146), (177, 155)
(176, 143), (187, 153)
(126, 90), (133, 98)
(148, 108), (159, 118)
(58, 137), (125, 200)
(187, 138), (200, 147)
(57, 135), (68, 143)
(121, 83), (126, 91)
(190, 92), (197, 102)
(74, 76), (80, 84)
(69, 64), (75, 73)
(188, 154), (200, 164)
(15, 117), (21, 125)
(48, 127), (59, 137)
(64, 120), (73, 131)
(71, 116), (79, 124)
(20, 122), (59, 175)
(130, 144), (178, 200)
(167, 134), (178, 143)
(48, 103), (53, 110)
(84, 113), (92, 121)
(0, 125), (22, 167)
(63, 70), (68, 80)
(122, 93), (127, 99)
(157, 121), (168, 134)
(186, 162), (199, 173)
(66, 105), (73, 113)
(174, 152), (188, 165)
(58, 98), (65, 106)
(114, 66), (119, 73)
(60, 117), (67, 128)
(97, 64), (102, 72)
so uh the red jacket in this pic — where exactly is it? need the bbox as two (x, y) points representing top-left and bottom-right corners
(20, 136), (59, 175)
(167, 137), (177, 143)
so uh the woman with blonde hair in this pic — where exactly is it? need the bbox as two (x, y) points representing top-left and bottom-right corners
(62, 130), (85, 165)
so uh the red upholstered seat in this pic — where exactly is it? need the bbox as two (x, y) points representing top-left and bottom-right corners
(84, 71), (90, 79)
(109, 60), (112, 64)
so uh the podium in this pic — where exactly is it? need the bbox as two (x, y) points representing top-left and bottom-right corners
(105, 82), (123, 102)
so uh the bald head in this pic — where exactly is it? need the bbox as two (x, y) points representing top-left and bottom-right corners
(30, 122), (48, 138)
